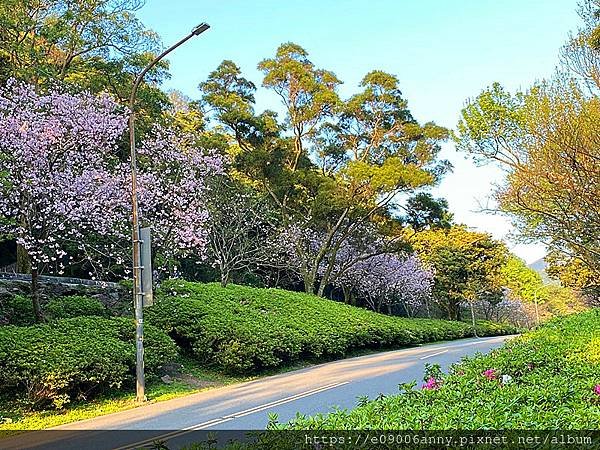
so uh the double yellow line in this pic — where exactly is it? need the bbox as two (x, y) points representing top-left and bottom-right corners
(114, 380), (350, 450)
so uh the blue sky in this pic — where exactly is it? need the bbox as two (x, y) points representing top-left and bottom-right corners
(138, 0), (580, 263)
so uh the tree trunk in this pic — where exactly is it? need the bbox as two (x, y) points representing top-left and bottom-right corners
(31, 268), (43, 322)
(304, 276), (315, 294)
(16, 243), (31, 273)
(303, 273), (315, 295)
(342, 286), (351, 304)
(469, 301), (478, 337)
(316, 279), (326, 298)
(448, 298), (460, 321)
(386, 303), (392, 315)
(425, 297), (431, 318)
(220, 271), (229, 288)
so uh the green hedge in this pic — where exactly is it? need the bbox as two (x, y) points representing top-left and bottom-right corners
(0, 317), (177, 409)
(147, 281), (517, 374)
(0, 295), (109, 325)
(45, 295), (108, 319)
(0, 295), (35, 326)
(280, 309), (600, 430)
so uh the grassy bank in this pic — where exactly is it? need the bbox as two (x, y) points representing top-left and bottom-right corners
(276, 309), (600, 430)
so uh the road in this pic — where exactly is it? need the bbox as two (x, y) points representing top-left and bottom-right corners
(1, 334), (515, 450)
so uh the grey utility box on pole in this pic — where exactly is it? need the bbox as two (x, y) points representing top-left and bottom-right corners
(140, 227), (153, 307)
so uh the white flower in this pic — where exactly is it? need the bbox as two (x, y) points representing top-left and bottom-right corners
(501, 374), (513, 384)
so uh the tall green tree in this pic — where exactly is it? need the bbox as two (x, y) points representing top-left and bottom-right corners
(501, 255), (546, 304)
(403, 193), (453, 231)
(410, 226), (508, 320)
(258, 42), (341, 174)
(456, 80), (600, 288)
(455, 0), (600, 290)
(0, 0), (159, 84)
(200, 47), (449, 296)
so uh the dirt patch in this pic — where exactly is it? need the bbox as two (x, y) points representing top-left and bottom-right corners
(177, 374), (221, 389)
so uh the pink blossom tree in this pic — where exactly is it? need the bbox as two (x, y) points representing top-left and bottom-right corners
(270, 221), (433, 314)
(0, 80), (223, 320)
(335, 252), (434, 315)
(132, 126), (224, 275)
(0, 80), (129, 320)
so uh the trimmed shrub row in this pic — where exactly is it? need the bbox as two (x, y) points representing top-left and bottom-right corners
(146, 281), (517, 374)
(0, 295), (109, 325)
(0, 316), (177, 409)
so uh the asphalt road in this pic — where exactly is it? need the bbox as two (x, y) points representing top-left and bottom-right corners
(2, 334), (515, 450)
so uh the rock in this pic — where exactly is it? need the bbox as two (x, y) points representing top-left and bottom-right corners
(161, 375), (173, 384)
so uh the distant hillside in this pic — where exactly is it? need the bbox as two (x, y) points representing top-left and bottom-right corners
(528, 257), (553, 284)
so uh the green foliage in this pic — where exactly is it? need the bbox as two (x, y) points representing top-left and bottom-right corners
(455, 70), (600, 292)
(501, 255), (545, 303)
(543, 285), (587, 317)
(258, 42), (341, 136)
(146, 281), (516, 374)
(403, 193), (453, 231)
(280, 310), (600, 430)
(411, 226), (509, 320)
(0, 317), (177, 409)
(0, 0), (160, 85)
(0, 295), (35, 326)
(45, 295), (108, 319)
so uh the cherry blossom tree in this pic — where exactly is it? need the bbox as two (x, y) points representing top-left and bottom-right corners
(0, 80), (129, 320)
(0, 80), (223, 320)
(335, 252), (434, 315)
(133, 126), (224, 275)
(269, 221), (433, 314)
(204, 177), (275, 287)
(270, 221), (396, 294)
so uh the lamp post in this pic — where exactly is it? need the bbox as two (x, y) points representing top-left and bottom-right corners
(129, 22), (210, 403)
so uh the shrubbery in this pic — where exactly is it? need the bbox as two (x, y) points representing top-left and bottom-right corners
(1, 294), (109, 325)
(0, 317), (177, 409)
(0, 295), (35, 326)
(147, 281), (517, 374)
(279, 309), (600, 430)
(45, 295), (108, 319)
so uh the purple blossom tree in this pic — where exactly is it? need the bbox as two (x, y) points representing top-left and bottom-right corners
(270, 221), (433, 315)
(335, 252), (434, 316)
(205, 177), (275, 287)
(0, 80), (223, 319)
(0, 80), (129, 320)
(132, 126), (224, 275)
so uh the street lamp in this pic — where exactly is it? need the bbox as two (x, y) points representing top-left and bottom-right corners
(129, 22), (210, 403)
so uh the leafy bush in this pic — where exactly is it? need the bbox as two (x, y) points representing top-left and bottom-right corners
(279, 309), (600, 430)
(0, 295), (35, 326)
(0, 317), (177, 409)
(147, 281), (517, 374)
(45, 295), (108, 319)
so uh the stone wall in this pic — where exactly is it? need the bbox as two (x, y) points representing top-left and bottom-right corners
(0, 274), (130, 310)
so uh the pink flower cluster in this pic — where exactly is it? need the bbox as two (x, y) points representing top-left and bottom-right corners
(0, 80), (223, 278)
(482, 369), (497, 381)
(594, 385), (600, 396)
(422, 377), (441, 390)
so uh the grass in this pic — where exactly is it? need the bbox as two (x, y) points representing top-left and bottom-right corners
(0, 354), (250, 433)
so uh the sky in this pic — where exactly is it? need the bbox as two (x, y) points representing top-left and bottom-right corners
(138, 0), (581, 264)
